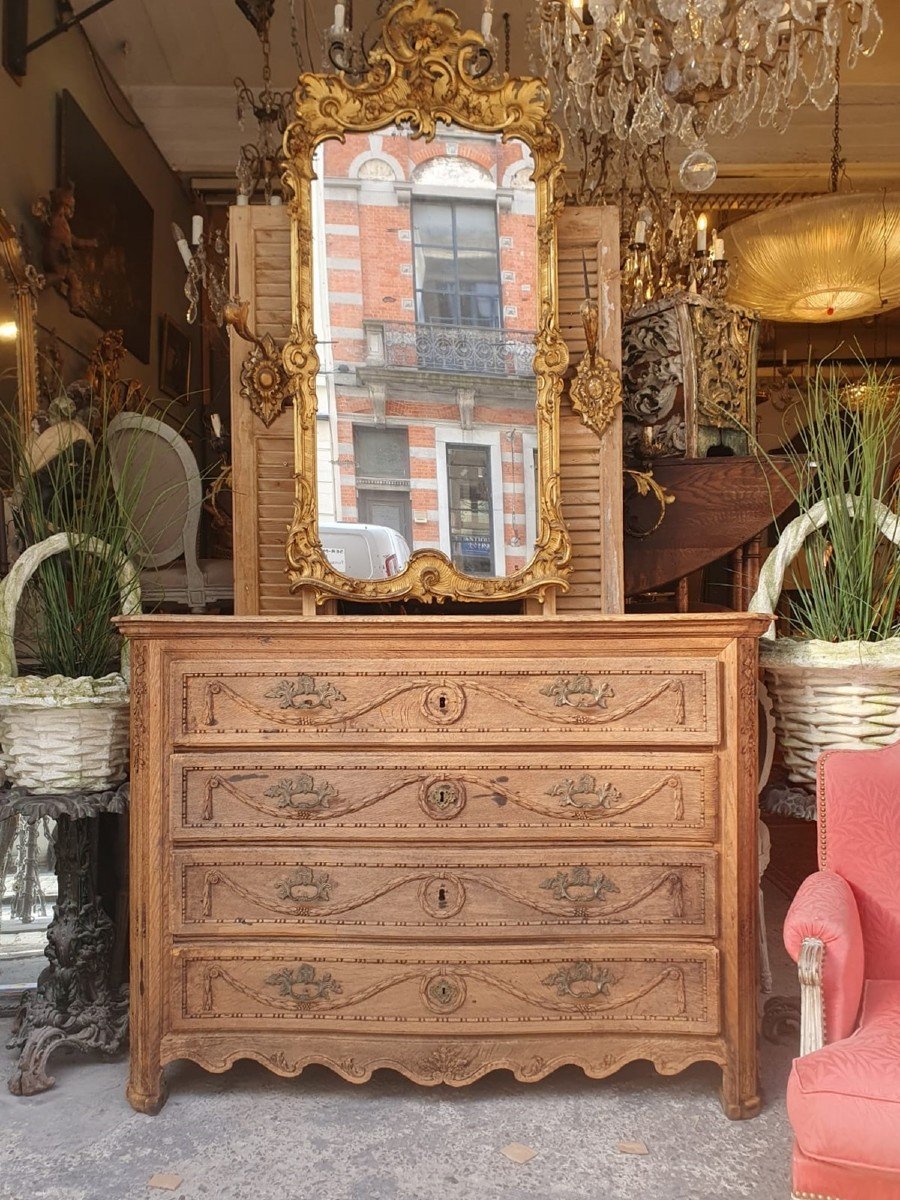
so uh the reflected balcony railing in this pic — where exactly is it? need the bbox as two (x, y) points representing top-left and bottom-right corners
(364, 320), (536, 378)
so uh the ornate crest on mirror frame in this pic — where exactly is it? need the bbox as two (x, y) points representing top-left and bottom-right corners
(281, 0), (571, 605)
(0, 209), (42, 435)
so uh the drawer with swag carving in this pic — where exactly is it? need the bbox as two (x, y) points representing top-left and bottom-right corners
(174, 656), (720, 746)
(169, 752), (719, 844)
(171, 845), (718, 940)
(170, 941), (720, 1036)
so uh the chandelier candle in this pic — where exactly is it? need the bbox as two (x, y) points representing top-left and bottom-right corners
(696, 214), (708, 255)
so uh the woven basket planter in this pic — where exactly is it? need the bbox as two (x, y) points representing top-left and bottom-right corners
(749, 495), (900, 791)
(0, 533), (140, 795)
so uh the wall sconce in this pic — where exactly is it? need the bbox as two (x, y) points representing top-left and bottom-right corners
(172, 218), (229, 326)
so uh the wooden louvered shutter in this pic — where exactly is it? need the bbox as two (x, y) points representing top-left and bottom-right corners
(229, 205), (302, 615)
(555, 205), (623, 613)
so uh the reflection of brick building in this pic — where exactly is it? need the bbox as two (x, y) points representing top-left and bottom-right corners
(312, 127), (538, 576)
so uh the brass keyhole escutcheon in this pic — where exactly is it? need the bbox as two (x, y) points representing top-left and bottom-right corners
(421, 969), (466, 1013)
(419, 777), (466, 821)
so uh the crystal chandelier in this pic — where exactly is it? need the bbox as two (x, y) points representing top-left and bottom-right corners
(234, 11), (293, 204)
(530, 0), (883, 198)
(602, 139), (730, 313)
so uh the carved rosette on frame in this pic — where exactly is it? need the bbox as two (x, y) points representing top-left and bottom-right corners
(622, 292), (758, 461)
(281, 0), (572, 606)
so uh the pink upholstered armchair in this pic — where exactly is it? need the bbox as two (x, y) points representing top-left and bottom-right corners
(784, 740), (900, 1200)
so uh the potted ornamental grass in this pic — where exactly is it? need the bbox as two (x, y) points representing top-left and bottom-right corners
(0, 393), (146, 794)
(748, 360), (900, 791)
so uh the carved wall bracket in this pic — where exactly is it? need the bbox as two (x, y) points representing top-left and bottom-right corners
(569, 296), (622, 440)
(623, 468), (676, 540)
(223, 297), (290, 427)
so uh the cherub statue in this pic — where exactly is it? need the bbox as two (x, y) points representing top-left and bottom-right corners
(31, 182), (97, 317)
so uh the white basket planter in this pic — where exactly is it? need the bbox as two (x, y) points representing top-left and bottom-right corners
(749, 496), (900, 790)
(0, 533), (140, 794)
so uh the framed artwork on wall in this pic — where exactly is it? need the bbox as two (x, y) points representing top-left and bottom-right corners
(58, 90), (154, 363)
(158, 315), (191, 399)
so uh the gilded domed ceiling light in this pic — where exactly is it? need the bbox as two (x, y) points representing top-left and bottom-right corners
(726, 60), (900, 324)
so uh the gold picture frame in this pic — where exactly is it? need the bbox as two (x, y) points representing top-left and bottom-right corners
(0, 208), (41, 436)
(282, 0), (571, 606)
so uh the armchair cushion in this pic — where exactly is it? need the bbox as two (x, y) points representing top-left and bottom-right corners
(819, 743), (900, 980)
(785, 869), (865, 1043)
(788, 979), (900, 1176)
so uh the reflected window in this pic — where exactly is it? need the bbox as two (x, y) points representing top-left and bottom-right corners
(412, 200), (501, 329)
(446, 443), (494, 576)
(353, 426), (412, 545)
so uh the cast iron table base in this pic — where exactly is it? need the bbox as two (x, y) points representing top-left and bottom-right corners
(3, 784), (129, 1096)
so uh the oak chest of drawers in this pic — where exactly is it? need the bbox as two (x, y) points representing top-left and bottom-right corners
(120, 613), (768, 1117)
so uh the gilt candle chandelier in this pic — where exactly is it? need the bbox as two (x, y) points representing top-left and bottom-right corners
(530, 0), (883, 197)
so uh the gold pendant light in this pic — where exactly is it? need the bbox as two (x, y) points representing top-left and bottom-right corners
(725, 56), (900, 324)
(726, 191), (900, 323)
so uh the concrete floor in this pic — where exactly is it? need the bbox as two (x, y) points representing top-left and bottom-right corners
(0, 886), (799, 1200)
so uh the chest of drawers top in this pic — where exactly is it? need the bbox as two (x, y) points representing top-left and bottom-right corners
(118, 613), (768, 753)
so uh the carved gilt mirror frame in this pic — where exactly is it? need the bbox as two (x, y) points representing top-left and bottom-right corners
(282, 0), (571, 605)
(0, 209), (41, 436)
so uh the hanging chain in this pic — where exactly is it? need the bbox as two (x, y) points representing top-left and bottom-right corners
(830, 47), (843, 194)
(503, 11), (511, 75)
(261, 19), (272, 89)
(288, 0), (302, 70)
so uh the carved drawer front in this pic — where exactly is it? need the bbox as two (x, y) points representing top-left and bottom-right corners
(172, 846), (717, 940)
(175, 656), (719, 745)
(170, 752), (718, 844)
(172, 941), (720, 1035)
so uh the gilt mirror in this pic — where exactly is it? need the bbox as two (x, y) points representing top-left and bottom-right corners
(283, 0), (571, 605)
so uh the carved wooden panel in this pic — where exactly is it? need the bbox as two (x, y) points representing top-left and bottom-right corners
(177, 656), (719, 745)
(172, 941), (719, 1034)
(170, 752), (717, 843)
(173, 846), (716, 939)
(157, 1028), (727, 1087)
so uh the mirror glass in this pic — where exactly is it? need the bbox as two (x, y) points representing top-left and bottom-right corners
(1, 815), (58, 1000)
(310, 122), (540, 583)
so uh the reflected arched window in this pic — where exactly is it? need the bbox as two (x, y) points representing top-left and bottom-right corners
(357, 157), (398, 181)
(413, 156), (494, 189)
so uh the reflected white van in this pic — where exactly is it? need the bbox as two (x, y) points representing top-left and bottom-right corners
(319, 521), (411, 581)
